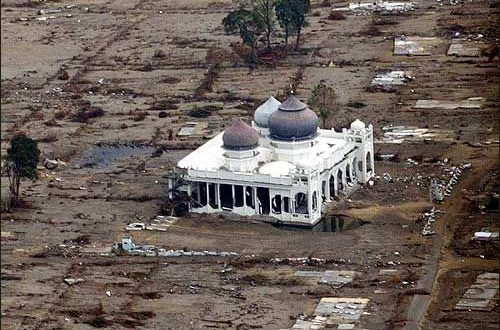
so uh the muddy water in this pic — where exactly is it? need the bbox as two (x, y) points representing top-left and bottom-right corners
(77, 144), (156, 168)
(273, 215), (363, 232)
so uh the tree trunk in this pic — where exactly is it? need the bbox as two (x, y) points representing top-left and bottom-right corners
(284, 25), (289, 47)
(15, 175), (21, 199)
(266, 29), (271, 49)
(295, 26), (302, 50)
(250, 45), (258, 64)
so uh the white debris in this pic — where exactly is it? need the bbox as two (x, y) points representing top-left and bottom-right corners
(414, 97), (485, 110)
(371, 70), (414, 87)
(394, 36), (439, 56)
(473, 232), (499, 241)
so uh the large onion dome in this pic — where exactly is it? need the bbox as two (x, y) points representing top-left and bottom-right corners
(254, 96), (281, 128)
(222, 119), (259, 150)
(268, 95), (319, 141)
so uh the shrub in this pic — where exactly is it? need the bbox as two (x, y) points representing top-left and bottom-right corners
(328, 12), (346, 20)
(131, 111), (148, 122)
(71, 106), (105, 123)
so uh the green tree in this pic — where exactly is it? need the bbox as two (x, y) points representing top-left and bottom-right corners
(2, 134), (40, 206)
(253, 0), (276, 49)
(275, 0), (310, 50)
(308, 82), (337, 128)
(275, 0), (294, 46)
(223, 7), (266, 62)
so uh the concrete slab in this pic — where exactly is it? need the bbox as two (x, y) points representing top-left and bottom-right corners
(294, 271), (324, 277)
(455, 272), (498, 311)
(314, 297), (369, 322)
(447, 39), (481, 57)
(319, 271), (358, 286)
(414, 97), (485, 110)
(394, 36), (440, 56)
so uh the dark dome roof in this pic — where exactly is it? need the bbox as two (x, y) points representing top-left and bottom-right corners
(222, 119), (259, 150)
(268, 95), (319, 141)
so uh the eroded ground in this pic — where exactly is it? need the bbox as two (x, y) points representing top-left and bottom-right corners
(1, 0), (499, 329)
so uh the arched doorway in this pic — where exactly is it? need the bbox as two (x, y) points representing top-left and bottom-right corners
(337, 170), (344, 191)
(295, 192), (308, 214)
(321, 180), (326, 202)
(337, 170), (344, 192)
(312, 191), (318, 211)
(329, 174), (335, 199)
(345, 163), (352, 184)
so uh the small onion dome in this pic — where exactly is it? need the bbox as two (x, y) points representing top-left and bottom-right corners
(268, 95), (319, 141)
(222, 119), (259, 151)
(254, 96), (281, 128)
(350, 119), (366, 131)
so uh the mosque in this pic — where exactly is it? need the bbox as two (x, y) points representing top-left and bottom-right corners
(170, 95), (375, 225)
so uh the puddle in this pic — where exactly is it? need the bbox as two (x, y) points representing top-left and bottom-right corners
(77, 143), (156, 168)
(273, 215), (367, 232)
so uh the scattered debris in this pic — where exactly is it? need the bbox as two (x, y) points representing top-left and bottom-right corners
(44, 158), (67, 170)
(429, 179), (445, 203)
(376, 125), (453, 144)
(414, 97), (485, 110)
(112, 237), (239, 258)
(293, 271), (359, 287)
(394, 36), (440, 56)
(125, 216), (177, 232)
(370, 70), (414, 91)
(289, 297), (370, 329)
(1, 231), (17, 241)
(455, 273), (498, 311)
(334, 2), (416, 14)
(421, 207), (438, 236)
(126, 223), (146, 231)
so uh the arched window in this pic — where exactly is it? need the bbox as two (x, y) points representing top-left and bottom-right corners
(312, 191), (318, 211)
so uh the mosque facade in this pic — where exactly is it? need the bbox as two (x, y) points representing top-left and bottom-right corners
(170, 95), (375, 225)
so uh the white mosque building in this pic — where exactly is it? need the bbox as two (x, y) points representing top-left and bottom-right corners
(170, 95), (375, 225)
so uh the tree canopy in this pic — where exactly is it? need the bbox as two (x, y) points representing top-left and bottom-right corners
(308, 82), (337, 128)
(222, 0), (311, 63)
(278, 0), (310, 50)
(3, 133), (40, 205)
(223, 7), (266, 61)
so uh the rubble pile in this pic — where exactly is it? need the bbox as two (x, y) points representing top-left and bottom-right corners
(112, 237), (239, 257)
(370, 71), (414, 92)
(338, 2), (416, 15)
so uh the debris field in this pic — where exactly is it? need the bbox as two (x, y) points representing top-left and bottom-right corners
(1, 0), (498, 329)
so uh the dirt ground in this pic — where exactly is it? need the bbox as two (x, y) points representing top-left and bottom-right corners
(1, 0), (499, 329)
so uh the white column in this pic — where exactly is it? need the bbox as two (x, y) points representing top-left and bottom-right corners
(362, 153), (368, 182)
(326, 174), (331, 200)
(216, 183), (221, 209)
(206, 182), (209, 205)
(231, 185), (235, 208)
